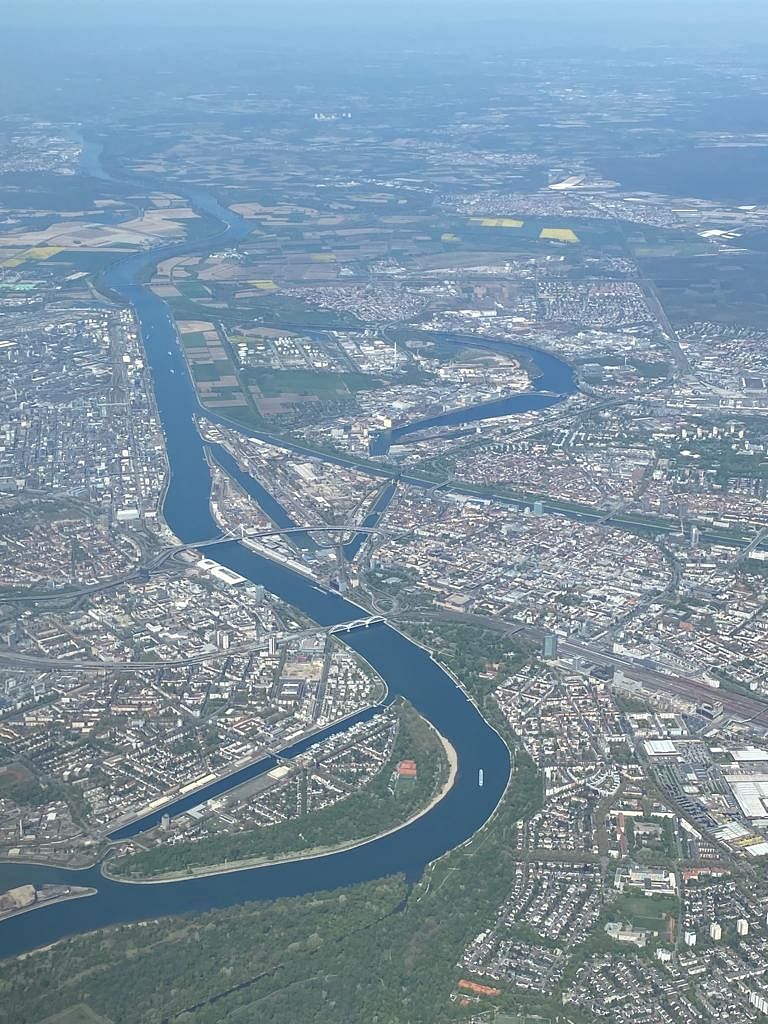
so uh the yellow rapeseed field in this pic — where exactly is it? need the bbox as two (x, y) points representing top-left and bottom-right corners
(539, 227), (579, 243)
(470, 217), (524, 228)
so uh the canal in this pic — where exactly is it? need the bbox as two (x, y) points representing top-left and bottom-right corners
(0, 153), (575, 959)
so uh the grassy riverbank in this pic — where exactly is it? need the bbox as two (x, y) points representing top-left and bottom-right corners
(0, 627), (554, 1024)
(106, 700), (450, 881)
(0, 731), (545, 1024)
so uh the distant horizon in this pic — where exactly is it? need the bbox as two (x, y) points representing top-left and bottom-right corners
(5, 0), (768, 43)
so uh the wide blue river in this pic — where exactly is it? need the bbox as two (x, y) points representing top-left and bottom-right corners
(0, 176), (575, 959)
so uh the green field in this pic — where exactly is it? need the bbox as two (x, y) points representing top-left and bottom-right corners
(177, 281), (210, 298)
(613, 893), (677, 932)
(190, 359), (236, 382)
(180, 331), (209, 348)
(247, 367), (381, 397)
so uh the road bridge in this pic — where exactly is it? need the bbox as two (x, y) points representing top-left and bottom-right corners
(150, 523), (401, 565)
(0, 524), (403, 607)
(329, 616), (385, 634)
(0, 617), (388, 674)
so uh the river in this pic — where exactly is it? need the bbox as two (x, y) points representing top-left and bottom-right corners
(0, 145), (574, 959)
(370, 337), (574, 456)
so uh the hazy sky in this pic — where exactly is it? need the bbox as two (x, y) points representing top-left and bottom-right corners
(2, 0), (766, 119)
(5, 0), (768, 41)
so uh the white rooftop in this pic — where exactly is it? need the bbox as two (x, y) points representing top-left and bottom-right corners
(731, 748), (768, 762)
(644, 739), (676, 757)
(725, 774), (768, 819)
